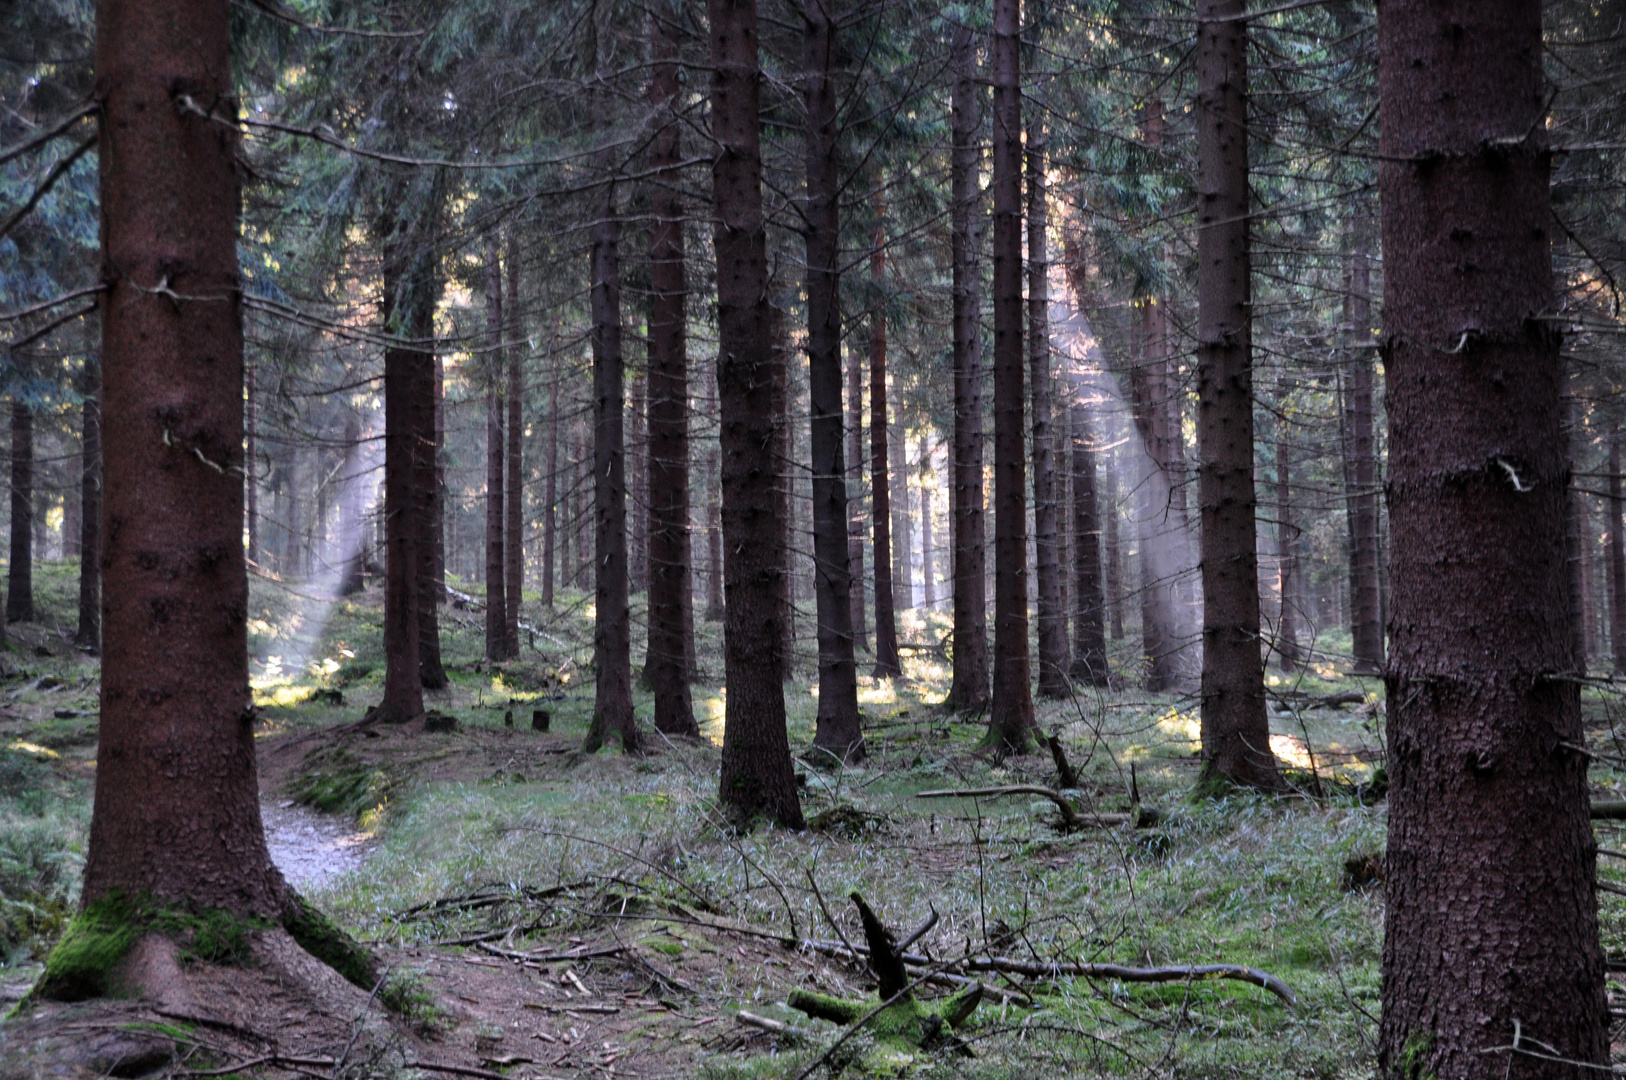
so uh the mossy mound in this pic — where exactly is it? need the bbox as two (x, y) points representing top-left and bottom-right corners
(786, 981), (982, 1052)
(35, 892), (139, 1001)
(287, 747), (393, 821)
(281, 890), (380, 992)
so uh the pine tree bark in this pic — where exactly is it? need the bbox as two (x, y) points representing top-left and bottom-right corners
(1345, 246), (1384, 674)
(1028, 123), (1067, 697)
(847, 325), (869, 654)
(419, 325), (447, 689)
(869, 211), (902, 679)
(709, 0), (802, 826)
(246, 361), (259, 564)
(377, 245), (434, 725)
(1564, 389), (1587, 672)
(1378, 1), (1607, 1075)
(770, 303), (794, 678)
(484, 242), (509, 662)
(705, 448), (724, 620)
(543, 353), (558, 607)
(338, 412), (365, 596)
(504, 242), (524, 656)
(583, 178), (636, 754)
(1067, 382), (1107, 686)
(8, 402), (34, 624)
(84, 0), (285, 915)
(1195, 0), (1275, 790)
(1610, 437), (1626, 675)
(947, 21), (988, 713)
(646, 0), (698, 735)
(802, 0), (863, 758)
(985, 0), (1035, 753)
(891, 426), (912, 610)
(75, 365), (100, 651)
(919, 435), (936, 609)
(1274, 382), (1299, 674)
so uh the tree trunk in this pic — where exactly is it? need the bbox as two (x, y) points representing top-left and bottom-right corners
(802, 0), (863, 758)
(919, 435), (935, 609)
(891, 424), (912, 611)
(505, 241), (524, 656)
(1345, 246), (1384, 674)
(543, 352), (558, 607)
(338, 412), (365, 596)
(246, 360), (259, 564)
(583, 177), (636, 754)
(706, 448), (724, 621)
(1028, 123), (1067, 698)
(947, 21), (989, 714)
(1610, 438), (1626, 676)
(770, 303), (794, 678)
(1195, 0), (1275, 790)
(8, 403), (33, 624)
(418, 320), (447, 689)
(709, 0), (802, 827)
(286, 445), (305, 580)
(83, 0), (286, 916)
(1274, 382), (1299, 675)
(847, 318), (869, 654)
(376, 242), (434, 725)
(1104, 467), (1122, 641)
(869, 209), (902, 680)
(1564, 389), (1587, 672)
(985, 0), (1035, 754)
(484, 242), (509, 662)
(1067, 383), (1107, 685)
(1378, 1), (1607, 1075)
(646, 0), (698, 735)
(75, 365), (100, 651)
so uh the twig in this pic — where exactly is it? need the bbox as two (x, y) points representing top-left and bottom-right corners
(806, 868), (858, 957)
(333, 965), (390, 1078)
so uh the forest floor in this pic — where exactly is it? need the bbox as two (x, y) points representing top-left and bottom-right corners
(3, 559), (1623, 1078)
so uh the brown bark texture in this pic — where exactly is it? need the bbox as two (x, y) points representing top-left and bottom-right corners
(1345, 248), (1384, 674)
(1067, 386), (1107, 686)
(891, 430), (911, 610)
(802, 0), (863, 759)
(245, 361), (258, 564)
(847, 323), (868, 653)
(709, 0), (802, 827)
(505, 242), (524, 657)
(1027, 125), (1067, 697)
(1608, 438), (1625, 676)
(947, 20), (988, 713)
(1274, 387), (1299, 674)
(543, 356), (558, 607)
(84, 0), (286, 914)
(985, 0), (1034, 752)
(76, 366), (100, 650)
(1195, 0), (1275, 790)
(869, 213), (901, 679)
(418, 319), (446, 689)
(645, 0), (698, 735)
(377, 242), (435, 725)
(484, 243), (509, 662)
(8, 402), (33, 623)
(919, 435), (935, 609)
(1378, 1), (1608, 1076)
(583, 181), (636, 754)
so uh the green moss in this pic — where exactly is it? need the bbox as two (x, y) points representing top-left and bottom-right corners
(287, 748), (393, 821)
(150, 905), (268, 966)
(36, 891), (138, 1001)
(281, 890), (379, 992)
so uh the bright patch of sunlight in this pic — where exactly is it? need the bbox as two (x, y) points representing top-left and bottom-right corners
(858, 680), (897, 705)
(248, 618), (278, 639)
(253, 685), (316, 708)
(1156, 707), (1201, 747)
(7, 741), (59, 759)
(312, 656), (341, 677)
(1269, 734), (1316, 770)
(1311, 662), (1341, 680)
(700, 692), (726, 747)
(1266, 674), (1282, 687)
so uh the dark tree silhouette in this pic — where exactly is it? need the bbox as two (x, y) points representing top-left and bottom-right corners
(710, 0), (803, 827)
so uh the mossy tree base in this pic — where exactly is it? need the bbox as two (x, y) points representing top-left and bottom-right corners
(32, 888), (381, 1007)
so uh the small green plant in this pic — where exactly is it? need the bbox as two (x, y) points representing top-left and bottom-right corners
(380, 968), (446, 1032)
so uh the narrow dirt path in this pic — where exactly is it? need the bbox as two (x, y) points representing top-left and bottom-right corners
(261, 800), (373, 890)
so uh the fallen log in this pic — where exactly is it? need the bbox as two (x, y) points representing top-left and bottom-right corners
(1593, 801), (1626, 820)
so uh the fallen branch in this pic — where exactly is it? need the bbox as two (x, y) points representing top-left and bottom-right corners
(407, 1060), (515, 1080)
(792, 937), (1293, 1008)
(473, 941), (626, 964)
(737, 1010), (810, 1041)
(915, 787), (1155, 829)
(1593, 801), (1626, 820)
